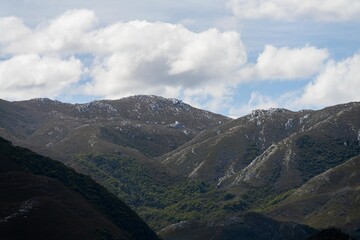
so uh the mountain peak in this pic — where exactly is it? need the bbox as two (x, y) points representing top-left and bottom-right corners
(248, 108), (290, 120)
(1, 95), (230, 159)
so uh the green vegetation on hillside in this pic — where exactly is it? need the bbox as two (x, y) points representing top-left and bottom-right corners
(254, 188), (297, 212)
(72, 153), (272, 230)
(75, 145), (360, 232)
(243, 142), (261, 165)
(296, 135), (360, 181)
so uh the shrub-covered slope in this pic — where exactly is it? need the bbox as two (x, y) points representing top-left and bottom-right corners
(159, 212), (316, 240)
(0, 137), (159, 240)
(1, 97), (360, 238)
(265, 154), (360, 235)
(162, 102), (360, 191)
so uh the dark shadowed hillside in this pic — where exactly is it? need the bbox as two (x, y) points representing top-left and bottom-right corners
(0, 137), (159, 240)
(307, 228), (355, 240)
(159, 212), (316, 240)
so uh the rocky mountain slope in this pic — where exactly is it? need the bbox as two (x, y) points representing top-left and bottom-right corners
(161, 102), (360, 191)
(1, 96), (360, 238)
(0, 96), (231, 231)
(158, 101), (360, 237)
(0, 137), (159, 240)
(0, 96), (229, 162)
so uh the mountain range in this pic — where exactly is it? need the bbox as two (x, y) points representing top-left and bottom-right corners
(0, 95), (359, 239)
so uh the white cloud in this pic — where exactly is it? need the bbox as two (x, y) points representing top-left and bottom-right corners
(229, 91), (280, 117)
(183, 83), (236, 112)
(231, 53), (360, 117)
(0, 10), (247, 112)
(297, 53), (360, 107)
(84, 22), (247, 104)
(228, 0), (360, 21)
(2, 8), (357, 116)
(238, 45), (329, 81)
(0, 17), (31, 44)
(2, 9), (97, 55)
(0, 55), (83, 100)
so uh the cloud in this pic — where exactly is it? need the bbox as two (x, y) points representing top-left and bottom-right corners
(0, 17), (31, 44)
(0, 55), (83, 100)
(229, 91), (279, 117)
(231, 53), (360, 117)
(228, 0), (360, 21)
(84, 22), (247, 103)
(182, 83), (236, 111)
(0, 9), (247, 112)
(297, 53), (360, 107)
(83, 22), (246, 112)
(2, 9), (97, 55)
(2, 8), (357, 116)
(238, 45), (329, 81)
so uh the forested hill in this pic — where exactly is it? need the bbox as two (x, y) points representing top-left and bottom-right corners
(0, 137), (159, 240)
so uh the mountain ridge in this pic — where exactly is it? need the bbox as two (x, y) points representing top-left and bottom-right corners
(1, 95), (229, 162)
(1, 96), (360, 238)
(161, 102), (360, 188)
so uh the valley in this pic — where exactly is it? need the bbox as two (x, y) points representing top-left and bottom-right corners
(1, 96), (359, 239)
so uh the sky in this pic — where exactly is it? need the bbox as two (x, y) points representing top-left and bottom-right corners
(0, 0), (359, 117)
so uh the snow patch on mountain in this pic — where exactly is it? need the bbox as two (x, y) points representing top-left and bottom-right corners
(76, 101), (118, 115)
(299, 114), (310, 124)
(285, 119), (293, 130)
(248, 108), (287, 122)
(32, 98), (62, 105)
(169, 121), (184, 129)
(170, 98), (182, 105)
(0, 199), (40, 223)
(88, 135), (97, 147)
(183, 129), (190, 135)
(191, 148), (196, 154)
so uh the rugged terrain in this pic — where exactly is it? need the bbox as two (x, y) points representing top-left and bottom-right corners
(0, 137), (159, 240)
(162, 102), (360, 189)
(0, 96), (228, 161)
(1, 96), (359, 239)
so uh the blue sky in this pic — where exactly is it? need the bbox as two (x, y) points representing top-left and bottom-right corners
(0, 0), (359, 117)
